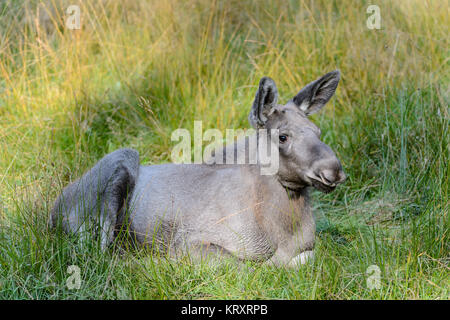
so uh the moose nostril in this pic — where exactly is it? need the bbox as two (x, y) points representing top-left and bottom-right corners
(319, 170), (335, 186)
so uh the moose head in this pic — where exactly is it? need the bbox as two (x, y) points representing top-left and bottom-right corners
(249, 70), (346, 193)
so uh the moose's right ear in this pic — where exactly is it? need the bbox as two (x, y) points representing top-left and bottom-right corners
(248, 77), (278, 128)
(292, 70), (340, 116)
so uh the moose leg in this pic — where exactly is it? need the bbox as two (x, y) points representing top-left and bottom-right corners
(263, 231), (315, 268)
(51, 148), (140, 250)
(97, 163), (137, 249)
(262, 248), (293, 267)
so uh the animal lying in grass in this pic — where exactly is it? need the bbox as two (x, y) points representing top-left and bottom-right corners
(51, 70), (346, 267)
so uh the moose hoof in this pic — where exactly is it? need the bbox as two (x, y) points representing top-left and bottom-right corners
(289, 250), (315, 267)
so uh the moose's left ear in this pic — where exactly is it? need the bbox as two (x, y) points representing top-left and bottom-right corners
(248, 77), (278, 128)
(292, 70), (340, 116)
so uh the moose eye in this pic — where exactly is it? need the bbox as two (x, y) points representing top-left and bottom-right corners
(279, 135), (288, 143)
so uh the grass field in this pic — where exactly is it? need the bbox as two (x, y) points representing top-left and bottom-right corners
(0, 0), (448, 299)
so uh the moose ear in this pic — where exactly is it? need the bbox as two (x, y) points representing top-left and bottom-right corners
(248, 77), (278, 128)
(292, 70), (340, 116)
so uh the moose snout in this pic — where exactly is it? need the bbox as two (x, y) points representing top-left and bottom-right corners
(306, 159), (346, 188)
(317, 167), (346, 186)
(304, 141), (346, 188)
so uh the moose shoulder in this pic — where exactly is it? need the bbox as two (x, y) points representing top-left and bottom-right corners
(51, 70), (346, 267)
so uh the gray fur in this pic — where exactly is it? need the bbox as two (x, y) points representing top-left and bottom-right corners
(51, 70), (346, 267)
(51, 149), (139, 248)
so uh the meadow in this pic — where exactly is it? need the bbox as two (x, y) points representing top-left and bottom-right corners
(0, 0), (448, 299)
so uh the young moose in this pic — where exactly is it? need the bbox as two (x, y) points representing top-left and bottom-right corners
(51, 70), (346, 267)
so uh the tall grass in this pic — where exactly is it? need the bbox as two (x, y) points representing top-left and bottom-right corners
(0, 0), (448, 299)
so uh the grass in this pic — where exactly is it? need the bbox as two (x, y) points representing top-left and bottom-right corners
(0, 0), (448, 299)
